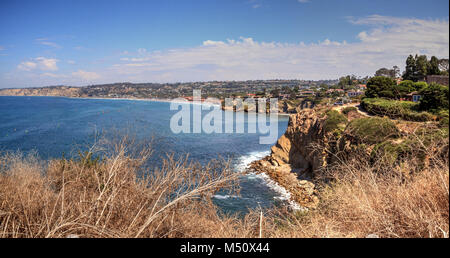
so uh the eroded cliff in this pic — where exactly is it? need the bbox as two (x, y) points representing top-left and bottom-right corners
(250, 108), (333, 209)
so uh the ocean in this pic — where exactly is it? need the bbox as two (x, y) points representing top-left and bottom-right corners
(0, 96), (290, 214)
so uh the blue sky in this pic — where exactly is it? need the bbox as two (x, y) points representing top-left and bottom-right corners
(0, 0), (448, 88)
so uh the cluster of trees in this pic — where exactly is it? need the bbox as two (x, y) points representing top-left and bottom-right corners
(374, 55), (449, 82)
(365, 76), (449, 111)
(403, 55), (449, 82)
(375, 66), (401, 78)
(336, 75), (368, 89)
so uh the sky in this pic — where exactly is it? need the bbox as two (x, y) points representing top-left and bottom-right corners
(0, 0), (448, 88)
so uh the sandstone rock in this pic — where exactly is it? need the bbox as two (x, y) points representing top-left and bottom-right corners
(249, 108), (338, 210)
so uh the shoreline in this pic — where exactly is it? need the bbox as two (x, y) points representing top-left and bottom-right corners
(235, 150), (305, 211)
(0, 95), (222, 107)
(0, 95), (293, 115)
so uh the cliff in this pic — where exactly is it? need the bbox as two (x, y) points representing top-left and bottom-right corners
(250, 108), (332, 209)
(0, 86), (82, 97)
(250, 102), (448, 210)
(249, 106), (372, 208)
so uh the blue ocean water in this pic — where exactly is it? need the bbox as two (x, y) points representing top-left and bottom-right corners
(0, 96), (289, 213)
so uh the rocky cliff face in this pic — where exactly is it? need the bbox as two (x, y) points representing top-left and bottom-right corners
(269, 109), (327, 173)
(250, 108), (332, 209)
(0, 87), (82, 97)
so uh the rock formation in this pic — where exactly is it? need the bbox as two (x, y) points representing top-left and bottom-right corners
(249, 108), (332, 209)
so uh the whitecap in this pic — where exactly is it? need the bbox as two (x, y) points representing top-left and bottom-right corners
(234, 150), (270, 172)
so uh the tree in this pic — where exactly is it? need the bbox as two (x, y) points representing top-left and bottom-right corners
(270, 88), (280, 98)
(428, 56), (441, 75)
(375, 68), (394, 78)
(289, 91), (297, 100)
(415, 55), (429, 81)
(392, 65), (400, 78)
(419, 83), (449, 111)
(338, 75), (357, 89)
(365, 76), (397, 99)
(403, 55), (416, 81)
(282, 86), (292, 94)
(438, 59), (449, 75)
(375, 66), (399, 78)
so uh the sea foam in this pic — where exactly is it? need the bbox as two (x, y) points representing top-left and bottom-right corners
(234, 150), (305, 211)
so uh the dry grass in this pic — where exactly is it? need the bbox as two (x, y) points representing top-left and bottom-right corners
(0, 134), (448, 238)
(259, 135), (449, 238)
(0, 136), (259, 238)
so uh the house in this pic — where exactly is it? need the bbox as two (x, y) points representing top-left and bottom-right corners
(347, 90), (364, 98)
(357, 84), (367, 90)
(405, 91), (422, 102)
(326, 89), (345, 95)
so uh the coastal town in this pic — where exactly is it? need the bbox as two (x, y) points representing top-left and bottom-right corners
(1, 55), (448, 115)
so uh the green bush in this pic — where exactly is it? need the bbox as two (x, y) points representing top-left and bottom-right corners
(437, 109), (449, 128)
(345, 117), (400, 144)
(324, 110), (348, 133)
(341, 106), (358, 115)
(361, 98), (435, 122)
(371, 141), (411, 165)
(419, 83), (449, 112)
(413, 81), (428, 91)
(395, 80), (416, 98)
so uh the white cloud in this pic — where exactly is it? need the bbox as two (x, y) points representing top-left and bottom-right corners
(17, 61), (37, 71)
(35, 57), (59, 71)
(72, 70), (100, 81)
(67, 60), (76, 64)
(18, 57), (59, 71)
(298, 0), (310, 3)
(36, 38), (62, 48)
(41, 72), (67, 78)
(110, 16), (448, 81)
(39, 41), (62, 48)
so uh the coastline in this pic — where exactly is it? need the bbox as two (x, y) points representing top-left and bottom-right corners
(235, 150), (306, 211)
(0, 95), (222, 107)
(0, 95), (294, 115)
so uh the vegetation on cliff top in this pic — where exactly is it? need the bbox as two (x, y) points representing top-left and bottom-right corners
(344, 117), (400, 145)
(323, 110), (348, 134)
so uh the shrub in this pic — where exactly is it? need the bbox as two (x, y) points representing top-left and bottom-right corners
(361, 98), (435, 122)
(419, 83), (449, 112)
(341, 106), (357, 115)
(371, 140), (411, 165)
(395, 80), (416, 99)
(324, 110), (348, 133)
(413, 81), (428, 91)
(437, 109), (449, 128)
(345, 117), (400, 144)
